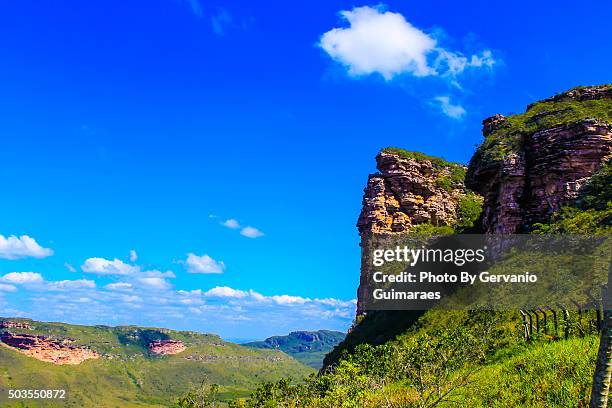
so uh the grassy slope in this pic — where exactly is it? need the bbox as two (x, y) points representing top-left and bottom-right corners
(0, 319), (314, 407)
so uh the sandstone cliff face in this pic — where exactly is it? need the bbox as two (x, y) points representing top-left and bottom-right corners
(467, 86), (612, 234)
(148, 339), (186, 355)
(0, 331), (99, 365)
(357, 151), (467, 236)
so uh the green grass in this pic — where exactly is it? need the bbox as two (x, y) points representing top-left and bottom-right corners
(380, 147), (465, 169)
(453, 336), (598, 407)
(0, 318), (314, 407)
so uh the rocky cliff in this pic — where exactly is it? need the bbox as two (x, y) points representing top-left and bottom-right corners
(466, 85), (612, 233)
(0, 331), (99, 365)
(357, 149), (469, 236)
(331, 85), (612, 368)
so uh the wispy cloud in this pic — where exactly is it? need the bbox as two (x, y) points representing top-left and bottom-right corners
(129, 249), (138, 262)
(64, 262), (77, 273)
(211, 8), (232, 36)
(183, 0), (203, 17)
(0, 234), (53, 260)
(432, 96), (466, 119)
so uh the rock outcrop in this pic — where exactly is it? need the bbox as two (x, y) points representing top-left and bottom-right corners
(148, 339), (186, 355)
(0, 331), (99, 365)
(0, 320), (32, 330)
(467, 86), (612, 234)
(357, 151), (468, 236)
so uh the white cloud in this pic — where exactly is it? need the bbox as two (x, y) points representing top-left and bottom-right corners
(105, 282), (133, 291)
(222, 219), (241, 229)
(64, 262), (76, 273)
(319, 6), (496, 81)
(82, 258), (139, 276)
(240, 226), (264, 239)
(204, 286), (248, 298)
(320, 5), (435, 80)
(0, 234), (53, 260)
(0, 283), (17, 292)
(137, 277), (171, 290)
(432, 96), (466, 119)
(1, 272), (44, 285)
(185, 253), (225, 274)
(271, 294), (310, 305)
(129, 250), (138, 262)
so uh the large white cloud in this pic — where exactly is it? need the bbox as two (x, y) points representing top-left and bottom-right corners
(185, 253), (225, 274)
(319, 6), (495, 81)
(1, 272), (44, 284)
(82, 258), (139, 276)
(0, 235), (53, 260)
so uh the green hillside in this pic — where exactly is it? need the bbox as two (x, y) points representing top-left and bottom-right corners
(244, 331), (345, 369)
(0, 318), (314, 407)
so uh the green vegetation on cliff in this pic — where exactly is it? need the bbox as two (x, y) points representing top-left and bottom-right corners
(472, 85), (612, 167)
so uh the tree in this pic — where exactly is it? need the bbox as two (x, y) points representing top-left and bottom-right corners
(177, 379), (220, 408)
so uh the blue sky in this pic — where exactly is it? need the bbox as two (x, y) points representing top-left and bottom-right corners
(0, 0), (610, 340)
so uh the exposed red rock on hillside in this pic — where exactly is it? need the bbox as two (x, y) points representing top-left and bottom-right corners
(148, 339), (186, 355)
(0, 331), (99, 365)
(0, 320), (32, 330)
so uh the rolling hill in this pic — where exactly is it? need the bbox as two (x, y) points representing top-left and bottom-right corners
(0, 317), (314, 407)
(244, 330), (345, 369)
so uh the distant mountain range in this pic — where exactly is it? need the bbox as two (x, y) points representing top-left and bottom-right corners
(245, 330), (345, 369)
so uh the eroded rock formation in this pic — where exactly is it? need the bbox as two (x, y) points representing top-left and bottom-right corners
(148, 339), (186, 355)
(357, 151), (467, 236)
(0, 320), (32, 330)
(467, 87), (612, 234)
(0, 331), (99, 365)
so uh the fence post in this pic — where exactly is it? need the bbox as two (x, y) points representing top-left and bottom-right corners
(547, 306), (558, 337)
